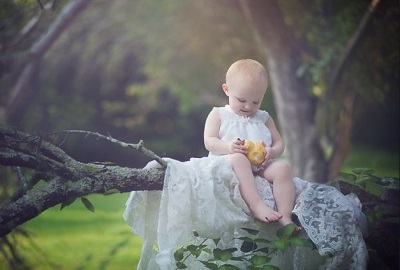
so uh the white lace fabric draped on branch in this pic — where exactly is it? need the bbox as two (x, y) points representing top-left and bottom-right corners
(123, 157), (368, 270)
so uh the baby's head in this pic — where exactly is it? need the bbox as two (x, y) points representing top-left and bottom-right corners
(225, 59), (268, 96)
(222, 59), (269, 116)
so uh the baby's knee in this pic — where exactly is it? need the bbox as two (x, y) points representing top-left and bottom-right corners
(275, 160), (291, 171)
(276, 160), (292, 176)
(268, 160), (292, 178)
(143, 160), (163, 169)
(228, 153), (250, 165)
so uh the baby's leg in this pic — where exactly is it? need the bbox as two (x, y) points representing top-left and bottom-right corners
(261, 161), (300, 230)
(228, 153), (282, 223)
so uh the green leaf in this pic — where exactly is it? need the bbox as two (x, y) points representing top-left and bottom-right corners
(240, 240), (257, 253)
(81, 197), (95, 212)
(187, 244), (197, 252)
(213, 238), (221, 246)
(176, 261), (187, 269)
(199, 261), (218, 270)
(203, 248), (212, 254)
(238, 236), (254, 242)
(272, 239), (290, 251)
(213, 248), (236, 262)
(250, 254), (271, 266)
(261, 265), (280, 270)
(254, 238), (271, 244)
(338, 172), (356, 183)
(351, 168), (375, 176)
(356, 176), (376, 188)
(241, 228), (259, 235)
(230, 256), (245, 261)
(289, 237), (314, 248)
(218, 264), (241, 270)
(174, 248), (185, 261)
(60, 197), (76, 210)
(255, 247), (269, 254)
(276, 224), (296, 239)
(193, 231), (200, 237)
(190, 248), (201, 257)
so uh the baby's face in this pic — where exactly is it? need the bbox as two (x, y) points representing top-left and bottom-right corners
(224, 77), (266, 117)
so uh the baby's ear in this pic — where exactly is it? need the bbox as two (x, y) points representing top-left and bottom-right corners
(222, 83), (229, 95)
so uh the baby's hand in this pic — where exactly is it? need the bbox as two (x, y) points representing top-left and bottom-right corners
(264, 144), (273, 161)
(228, 138), (246, 154)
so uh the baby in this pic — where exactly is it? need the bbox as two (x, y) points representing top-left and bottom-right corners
(204, 59), (299, 230)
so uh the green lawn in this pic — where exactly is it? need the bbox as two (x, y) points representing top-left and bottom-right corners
(1, 146), (398, 270)
(342, 144), (399, 178)
(5, 194), (143, 270)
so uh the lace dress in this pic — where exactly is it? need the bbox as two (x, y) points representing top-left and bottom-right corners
(123, 106), (368, 270)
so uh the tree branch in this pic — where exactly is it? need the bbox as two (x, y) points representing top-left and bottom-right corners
(0, 126), (166, 237)
(5, 0), (92, 123)
(327, 0), (381, 96)
(48, 129), (168, 167)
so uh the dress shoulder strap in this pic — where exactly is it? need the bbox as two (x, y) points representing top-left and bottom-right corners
(217, 105), (270, 123)
(217, 105), (233, 122)
(255, 110), (270, 123)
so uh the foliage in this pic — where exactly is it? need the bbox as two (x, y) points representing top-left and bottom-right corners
(281, 0), (399, 149)
(334, 168), (399, 232)
(332, 168), (399, 269)
(337, 168), (398, 192)
(173, 224), (314, 270)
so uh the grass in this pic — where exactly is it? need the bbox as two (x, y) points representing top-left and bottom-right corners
(1, 146), (398, 270)
(342, 144), (399, 178)
(2, 193), (143, 270)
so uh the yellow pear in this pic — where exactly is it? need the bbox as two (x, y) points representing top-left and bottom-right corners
(243, 140), (266, 165)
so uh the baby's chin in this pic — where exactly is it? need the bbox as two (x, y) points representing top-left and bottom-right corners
(239, 110), (255, 117)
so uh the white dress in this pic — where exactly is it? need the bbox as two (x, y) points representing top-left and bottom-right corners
(123, 106), (368, 270)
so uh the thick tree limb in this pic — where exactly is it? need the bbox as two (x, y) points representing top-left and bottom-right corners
(0, 126), (165, 237)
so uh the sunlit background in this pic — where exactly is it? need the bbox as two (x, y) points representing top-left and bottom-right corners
(1, 0), (398, 269)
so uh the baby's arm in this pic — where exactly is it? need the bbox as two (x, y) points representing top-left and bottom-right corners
(204, 108), (245, 155)
(264, 116), (285, 160)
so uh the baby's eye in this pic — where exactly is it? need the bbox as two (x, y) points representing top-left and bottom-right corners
(253, 101), (260, 105)
(237, 98), (245, 102)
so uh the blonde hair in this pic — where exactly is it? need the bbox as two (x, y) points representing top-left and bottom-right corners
(226, 59), (268, 88)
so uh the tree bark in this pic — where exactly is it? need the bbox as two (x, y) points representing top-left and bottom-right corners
(326, 0), (381, 180)
(0, 126), (165, 237)
(240, 0), (328, 182)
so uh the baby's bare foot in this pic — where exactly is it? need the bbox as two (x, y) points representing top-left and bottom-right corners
(251, 203), (283, 223)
